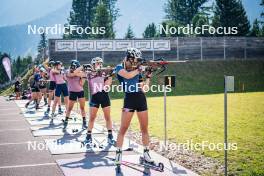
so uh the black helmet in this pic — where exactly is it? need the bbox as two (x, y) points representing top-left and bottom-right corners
(54, 61), (62, 66)
(70, 60), (80, 70)
(48, 60), (55, 67)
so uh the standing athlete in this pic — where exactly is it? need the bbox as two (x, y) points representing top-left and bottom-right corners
(25, 66), (42, 110)
(50, 61), (69, 118)
(39, 67), (48, 106)
(62, 60), (87, 130)
(83, 57), (115, 145)
(14, 77), (22, 100)
(114, 48), (154, 165)
(43, 60), (63, 116)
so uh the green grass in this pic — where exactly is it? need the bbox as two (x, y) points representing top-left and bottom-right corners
(107, 60), (264, 99)
(0, 68), (33, 96)
(94, 92), (264, 176)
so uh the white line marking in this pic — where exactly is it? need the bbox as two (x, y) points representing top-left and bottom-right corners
(0, 108), (20, 110)
(0, 120), (23, 122)
(0, 113), (22, 115)
(0, 141), (37, 146)
(0, 129), (28, 132)
(0, 163), (56, 169)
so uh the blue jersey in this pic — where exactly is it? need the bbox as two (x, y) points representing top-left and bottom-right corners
(34, 73), (41, 82)
(115, 64), (143, 93)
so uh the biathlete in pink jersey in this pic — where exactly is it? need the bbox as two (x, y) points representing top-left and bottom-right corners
(50, 61), (69, 119)
(83, 57), (115, 145)
(62, 60), (87, 130)
(43, 60), (63, 116)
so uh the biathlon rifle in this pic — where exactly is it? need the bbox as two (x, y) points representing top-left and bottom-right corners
(138, 58), (187, 75)
(82, 64), (114, 77)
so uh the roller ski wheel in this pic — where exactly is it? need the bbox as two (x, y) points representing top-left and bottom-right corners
(106, 156), (148, 175)
(49, 113), (56, 120)
(139, 156), (164, 172)
(115, 164), (121, 174)
(72, 129), (78, 133)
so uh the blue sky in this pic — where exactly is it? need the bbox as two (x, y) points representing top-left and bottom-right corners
(0, 0), (262, 38)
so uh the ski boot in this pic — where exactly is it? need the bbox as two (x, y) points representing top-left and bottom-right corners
(25, 102), (30, 108)
(62, 120), (68, 132)
(82, 119), (88, 129)
(44, 98), (48, 106)
(81, 134), (95, 148)
(58, 108), (63, 115)
(44, 107), (50, 116)
(107, 133), (116, 146)
(50, 112), (56, 119)
(35, 103), (41, 110)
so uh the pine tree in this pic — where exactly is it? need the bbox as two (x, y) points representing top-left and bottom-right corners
(101, 0), (119, 37)
(64, 0), (99, 39)
(249, 19), (261, 37)
(165, 0), (208, 25)
(37, 33), (47, 56)
(143, 23), (157, 38)
(213, 0), (250, 36)
(192, 13), (210, 36)
(16, 56), (22, 74)
(124, 25), (135, 39)
(92, 1), (114, 39)
(159, 21), (168, 37)
(158, 20), (185, 37)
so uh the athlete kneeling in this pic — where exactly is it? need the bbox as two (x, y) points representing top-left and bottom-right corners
(115, 48), (154, 165)
(83, 57), (114, 145)
(62, 60), (87, 130)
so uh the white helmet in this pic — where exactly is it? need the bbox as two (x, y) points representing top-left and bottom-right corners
(91, 57), (103, 65)
(126, 48), (142, 59)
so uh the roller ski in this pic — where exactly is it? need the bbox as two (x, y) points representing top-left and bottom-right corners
(139, 148), (164, 172)
(107, 151), (148, 175)
(49, 112), (56, 119)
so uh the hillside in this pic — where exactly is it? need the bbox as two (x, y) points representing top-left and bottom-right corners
(0, 2), (71, 57)
(1, 60), (263, 98)
(105, 60), (264, 99)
